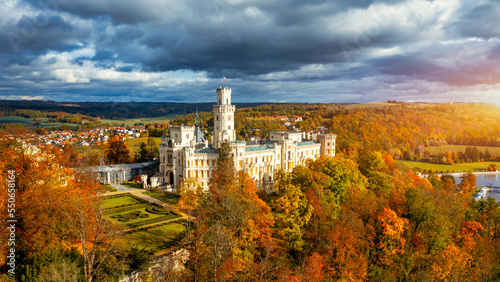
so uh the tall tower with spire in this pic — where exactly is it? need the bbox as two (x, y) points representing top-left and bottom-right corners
(194, 107), (205, 143)
(212, 87), (236, 148)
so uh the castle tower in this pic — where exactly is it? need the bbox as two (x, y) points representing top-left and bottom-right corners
(212, 87), (236, 148)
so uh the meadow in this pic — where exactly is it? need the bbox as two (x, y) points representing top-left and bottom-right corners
(0, 116), (33, 124)
(125, 136), (162, 153)
(398, 160), (497, 173)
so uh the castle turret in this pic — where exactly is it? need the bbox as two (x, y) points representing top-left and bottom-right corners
(212, 87), (236, 148)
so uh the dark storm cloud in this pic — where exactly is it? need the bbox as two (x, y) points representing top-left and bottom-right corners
(451, 2), (500, 39)
(1, 0), (500, 103)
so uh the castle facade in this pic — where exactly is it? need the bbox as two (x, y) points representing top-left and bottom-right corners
(159, 87), (336, 191)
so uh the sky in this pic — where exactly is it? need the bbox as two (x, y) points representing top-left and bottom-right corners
(1, 0), (500, 104)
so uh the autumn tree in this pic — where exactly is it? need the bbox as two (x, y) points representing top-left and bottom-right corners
(189, 140), (275, 280)
(179, 178), (204, 239)
(458, 172), (476, 193)
(275, 179), (313, 254)
(105, 135), (130, 164)
(65, 192), (122, 282)
(375, 208), (408, 274)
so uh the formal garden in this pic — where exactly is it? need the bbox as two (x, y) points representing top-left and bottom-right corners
(102, 193), (182, 229)
(122, 220), (187, 253)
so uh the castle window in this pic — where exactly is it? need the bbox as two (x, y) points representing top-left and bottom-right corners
(228, 125), (231, 130)
(327, 143), (330, 146)
(216, 116), (218, 121)
(195, 160), (198, 166)
(226, 98), (228, 104)
(195, 171), (198, 178)
(201, 160), (204, 166)
(228, 116), (231, 120)
(201, 171), (204, 177)
(187, 134), (189, 139)
(216, 126), (218, 130)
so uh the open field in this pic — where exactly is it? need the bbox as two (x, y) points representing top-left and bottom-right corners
(0, 116), (82, 128)
(100, 116), (174, 126)
(123, 223), (186, 253)
(0, 116), (33, 124)
(398, 160), (497, 172)
(125, 137), (161, 153)
(428, 145), (500, 155)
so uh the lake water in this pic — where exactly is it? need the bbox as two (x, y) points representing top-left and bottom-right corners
(453, 174), (500, 187)
(453, 174), (500, 202)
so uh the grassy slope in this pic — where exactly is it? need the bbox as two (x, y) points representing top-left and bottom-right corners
(125, 137), (161, 153)
(0, 116), (33, 124)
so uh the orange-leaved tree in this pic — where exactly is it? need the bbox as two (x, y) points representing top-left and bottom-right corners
(192, 140), (275, 280)
(105, 135), (130, 164)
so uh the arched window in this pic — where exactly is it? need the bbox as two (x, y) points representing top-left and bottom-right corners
(226, 98), (228, 104)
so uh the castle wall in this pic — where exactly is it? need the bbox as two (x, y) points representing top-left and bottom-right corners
(158, 87), (336, 192)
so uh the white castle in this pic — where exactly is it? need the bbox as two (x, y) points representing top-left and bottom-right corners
(159, 87), (336, 191)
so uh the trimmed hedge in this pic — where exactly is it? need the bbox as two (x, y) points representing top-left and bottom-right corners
(124, 219), (189, 234)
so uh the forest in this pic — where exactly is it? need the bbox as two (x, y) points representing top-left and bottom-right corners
(2, 102), (500, 280)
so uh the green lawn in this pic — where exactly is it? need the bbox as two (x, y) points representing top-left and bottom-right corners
(428, 145), (500, 155)
(108, 204), (181, 229)
(121, 181), (143, 189)
(98, 184), (117, 193)
(102, 194), (145, 209)
(398, 160), (495, 173)
(143, 190), (180, 206)
(123, 223), (186, 253)
(0, 116), (33, 124)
